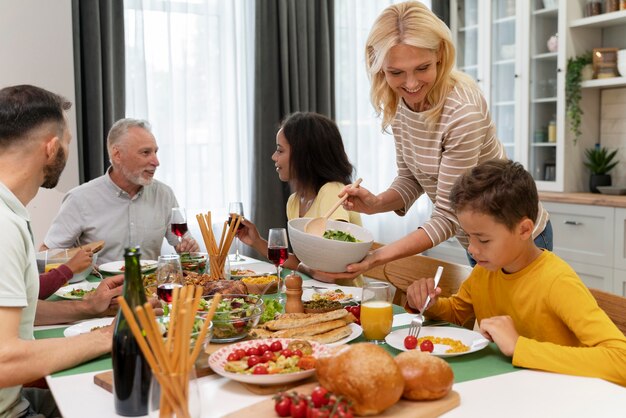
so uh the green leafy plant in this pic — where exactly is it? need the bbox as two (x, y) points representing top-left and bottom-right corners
(566, 51), (592, 144)
(584, 145), (619, 175)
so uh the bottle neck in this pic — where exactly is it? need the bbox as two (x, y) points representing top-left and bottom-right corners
(122, 249), (147, 307)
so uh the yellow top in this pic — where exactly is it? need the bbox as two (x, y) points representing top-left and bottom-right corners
(428, 250), (626, 386)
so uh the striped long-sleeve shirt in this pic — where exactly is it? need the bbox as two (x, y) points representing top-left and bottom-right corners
(389, 83), (549, 250)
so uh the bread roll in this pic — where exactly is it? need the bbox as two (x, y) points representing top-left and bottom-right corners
(394, 351), (454, 400)
(315, 343), (404, 416)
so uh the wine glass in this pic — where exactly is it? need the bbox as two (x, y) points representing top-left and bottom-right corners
(267, 228), (289, 299)
(228, 202), (244, 262)
(360, 281), (393, 344)
(156, 254), (183, 305)
(171, 207), (188, 246)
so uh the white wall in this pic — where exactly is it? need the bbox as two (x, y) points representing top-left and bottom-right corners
(0, 0), (79, 246)
(600, 88), (626, 187)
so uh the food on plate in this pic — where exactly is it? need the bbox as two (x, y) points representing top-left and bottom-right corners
(394, 350), (454, 400)
(242, 274), (279, 295)
(286, 340), (313, 356)
(322, 229), (360, 243)
(303, 299), (342, 313)
(250, 311), (356, 344)
(223, 340), (316, 375)
(199, 295), (262, 342)
(241, 274), (278, 285)
(310, 288), (353, 302)
(418, 336), (469, 354)
(231, 268), (257, 277)
(201, 279), (247, 297)
(179, 252), (207, 272)
(315, 343), (404, 416)
(260, 299), (283, 324)
(143, 270), (230, 297)
(404, 335), (418, 350)
(344, 304), (361, 325)
(64, 288), (96, 298)
(420, 339), (434, 353)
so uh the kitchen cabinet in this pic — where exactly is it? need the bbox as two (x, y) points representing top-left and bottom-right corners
(450, 0), (625, 192)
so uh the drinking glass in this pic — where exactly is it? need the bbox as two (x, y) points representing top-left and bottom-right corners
(228, 202), (244, 262)
(360, 281), (393, 344)
(267, 228), (289, 299)
(170, 208), (188, 245)
(156, 254), (184, 304)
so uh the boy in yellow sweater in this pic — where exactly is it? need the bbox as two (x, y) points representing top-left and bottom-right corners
(406, 160), (626, 386)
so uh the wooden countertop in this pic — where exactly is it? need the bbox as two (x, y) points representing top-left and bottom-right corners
(539, 192), (626, 208)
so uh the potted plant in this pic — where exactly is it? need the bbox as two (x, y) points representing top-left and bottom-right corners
(566, 52), (592, 144)
(584, 144), (619, 193)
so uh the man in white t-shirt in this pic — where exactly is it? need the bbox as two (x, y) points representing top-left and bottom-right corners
(42, 118), (199, 264)
(0, 85), (124, 417)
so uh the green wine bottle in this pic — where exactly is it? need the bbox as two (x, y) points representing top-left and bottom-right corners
(112, 247), (152, 416)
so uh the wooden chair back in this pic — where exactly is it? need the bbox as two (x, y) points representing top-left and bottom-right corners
(589, 288), (626, 336)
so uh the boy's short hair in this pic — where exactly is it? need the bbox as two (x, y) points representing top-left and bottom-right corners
(450, 159), (538, 231)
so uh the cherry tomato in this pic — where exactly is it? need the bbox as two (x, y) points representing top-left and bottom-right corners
(252, 364), (268, 374)
(293, 349), (303, 358)
(307, 408), (329, 418)
(290, 396), (308, 418)
(246, 347), (260, 357)
(233, 320), (246, 329)
(404, 335), (418, 350)
(270, 341), (283, 352)
(257, 343), (270, 354)
(262, 350), (276, 363)
(234, 349), (246, 359)
(310, 386), (330, 408)
(227, 353), (240, 362)
(247, 355), (261, 368)
(281, 349), (293, 358)
(420, 339), (434, 353)
(273, 393), (292, 417)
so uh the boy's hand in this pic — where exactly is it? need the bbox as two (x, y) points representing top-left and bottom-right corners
(406, 277), (441, 311)
(479, 315), (519, 356)
(65, 249), (93, 273)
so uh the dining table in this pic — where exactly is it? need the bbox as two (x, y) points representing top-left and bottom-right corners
(37, 256), (626, 418)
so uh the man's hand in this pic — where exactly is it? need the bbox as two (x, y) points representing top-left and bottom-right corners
(82, 274), (124, 317)
(176, 236), (199, 253)
(479, 315), (519, 357)
(406, 277), (442, 311)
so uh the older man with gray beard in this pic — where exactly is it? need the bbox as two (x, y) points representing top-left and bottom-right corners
(42, 118), (198, 263)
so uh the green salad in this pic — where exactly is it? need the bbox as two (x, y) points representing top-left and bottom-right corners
(323, 229), (360, 242)
(200, 296), (261, 341)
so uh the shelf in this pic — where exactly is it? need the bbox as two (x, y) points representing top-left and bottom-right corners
(493, 59), (515, 66)
(530, 142), (557, 147)
(532, 52), (558, 60)
(581, 77), (626, 89)
(533, 8), (558, 18)
(493, 101), (515, 107)
(493, 15), (516, 25)
(569, 10), (626, 29)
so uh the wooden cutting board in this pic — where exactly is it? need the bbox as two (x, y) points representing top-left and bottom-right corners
(224, 382), (460, 418)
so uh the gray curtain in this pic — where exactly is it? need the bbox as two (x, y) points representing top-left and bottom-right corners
(72, 0), (125, 183)
(252, 0), (335, 248)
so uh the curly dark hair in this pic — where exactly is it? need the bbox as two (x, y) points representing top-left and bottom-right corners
(450, 159), (538, 231)
(280, 112), (355, 194)
(0, 84), (71, 148)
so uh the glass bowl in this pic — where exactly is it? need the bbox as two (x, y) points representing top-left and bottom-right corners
(199, 294), (264, 343)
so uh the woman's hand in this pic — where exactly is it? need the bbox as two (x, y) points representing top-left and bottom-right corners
(479, 316), (519, 357)
(406, 277), (441, 311)
(236, 218), (263, 247)
(340, 184), (380, 214)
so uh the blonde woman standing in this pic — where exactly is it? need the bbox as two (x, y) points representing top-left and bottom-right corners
(329, 1), (551, 280)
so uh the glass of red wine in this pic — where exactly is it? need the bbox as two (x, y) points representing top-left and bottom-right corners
(171, 207), (188, 245)
(228, 202), (244, 262)
(267, 228), (289, 299)
(156, 254), (183, 305)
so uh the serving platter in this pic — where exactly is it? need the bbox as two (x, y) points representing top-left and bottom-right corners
(301, 285), (361, 303)
(385, 326), (489, 357)
(208, 338), (328, 385)
(64, 317), (114, 337)
(98, 260), (158, 274)
(54, 281), (100, 300)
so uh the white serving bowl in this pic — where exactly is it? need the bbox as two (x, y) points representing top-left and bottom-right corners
(618, 61), (626, 78)
(617, 49), (626, 61)
(36, 249), (98, 283)
(288, 218), (374, 273)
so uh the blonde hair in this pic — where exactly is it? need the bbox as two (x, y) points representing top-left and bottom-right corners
(365, 1), (475, 130)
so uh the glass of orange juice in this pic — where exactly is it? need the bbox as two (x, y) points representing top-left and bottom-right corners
(360, 282), (393, 343)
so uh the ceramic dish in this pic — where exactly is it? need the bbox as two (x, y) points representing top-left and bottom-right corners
(208, 338), (328, 385)
(64, 317), (114, 337)
(301, 285), (361, 304)
(98, 260), (158, 274)
(596, 186), (626, 195)
(385, 326), (489, 357)
(54, 281), (100, 300)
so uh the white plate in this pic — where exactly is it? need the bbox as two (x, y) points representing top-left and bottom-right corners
(63, 317), (114, 337)
(98, 260), (158, 274)
(54, 281), (100, 300)
(230, 262), (276, 280)
(302, 285), (361, 303)
(385, 326), (489, 357)
(325, 323), (363, 347)
(208, 338), (328, 385)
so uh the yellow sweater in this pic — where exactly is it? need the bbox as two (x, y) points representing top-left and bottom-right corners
(428, 250), (626, 386)
(286, 182), (361, 225)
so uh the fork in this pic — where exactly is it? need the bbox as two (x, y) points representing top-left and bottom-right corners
(408, 266), (444, 339)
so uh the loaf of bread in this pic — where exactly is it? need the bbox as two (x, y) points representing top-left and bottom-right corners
(315, 343), (404, 416)
(394, 350), (454, 400)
